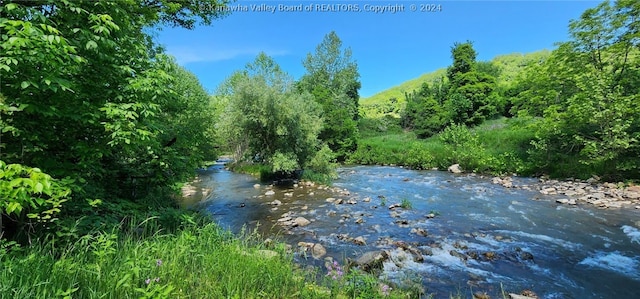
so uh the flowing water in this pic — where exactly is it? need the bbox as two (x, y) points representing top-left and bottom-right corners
(189, 160), (640, 298)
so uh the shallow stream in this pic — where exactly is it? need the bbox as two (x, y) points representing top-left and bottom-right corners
(189, 160), (640, 298)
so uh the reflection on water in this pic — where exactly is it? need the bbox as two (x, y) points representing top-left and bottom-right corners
(191, 161), (640, 298)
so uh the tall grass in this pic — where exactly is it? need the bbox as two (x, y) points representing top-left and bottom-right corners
(0, 219), (415, 299)
(349, 118), (536, 175)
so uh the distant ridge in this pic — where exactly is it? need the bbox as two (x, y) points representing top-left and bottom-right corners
(359, 50), (552, 115)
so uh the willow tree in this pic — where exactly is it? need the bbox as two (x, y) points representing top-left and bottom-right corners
(217, 53), (323, 176)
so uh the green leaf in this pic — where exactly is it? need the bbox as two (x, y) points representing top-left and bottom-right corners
(20, 81), (30, 89)
(85, 40), (97, 50)
(35, 182), (44, 193)
(6, 202), (22, 214)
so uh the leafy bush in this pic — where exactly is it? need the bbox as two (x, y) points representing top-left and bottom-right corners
(306, 144), (338, 180)
(0, 161), (72, 240)
(270, 151), (299, 174)
(438, 123), (496, 172)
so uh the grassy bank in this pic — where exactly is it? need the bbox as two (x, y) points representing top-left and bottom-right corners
(1, 215), (417, 298)
(348, 118), (535, 176)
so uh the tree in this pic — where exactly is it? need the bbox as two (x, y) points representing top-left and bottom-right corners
(523, 0), (640, 179)
(299, 31), (361, 160)
(0, 0), (227, 239)
(402, 82), (447, 138)
(217, 53), (323, 176)
(445, 42), (497, 126)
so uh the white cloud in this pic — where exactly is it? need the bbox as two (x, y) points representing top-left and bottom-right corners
(167, 46), (290, 65)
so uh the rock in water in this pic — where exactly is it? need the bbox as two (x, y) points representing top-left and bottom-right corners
(353, 236), (367, 245)
(294, 217), (311, 227)
(447, 164), (463, 173)
(265, 190), (275, 196)
(473, 292), (490, 299)
(354, 251), (389, 272)
(311, 243), (326, 259)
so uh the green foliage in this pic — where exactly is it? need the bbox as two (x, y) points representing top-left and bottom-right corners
(515, 0), (640, 180)
(0, 161), (72, 239)
(438, 123), (496, 172)
(360, 68), (448, 119)
(358, 115), (403, 138)
(400, 198), (413, 210)
(402, 81), (448, 138)
(349, 118), (531, 175)
(361, 50), (549, 121)
(271, 151), (300, 174)
(400, 42), (499, 139)
(217, 53), (326, 179)
(306, 144), (338, 178)
(0, 0), (226, 241)
(445, 42), (498, 126)
(299, 31), (361, 160)
(0, 218), (410, 299)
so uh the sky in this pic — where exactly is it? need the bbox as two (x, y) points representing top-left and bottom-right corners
(154, 0), (600, 98)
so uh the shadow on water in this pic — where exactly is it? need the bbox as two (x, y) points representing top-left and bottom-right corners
(188, 160), (640, 298)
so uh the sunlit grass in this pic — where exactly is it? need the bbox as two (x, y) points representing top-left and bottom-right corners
(349, 117), (536, 175)
(0, 220), (416, 299)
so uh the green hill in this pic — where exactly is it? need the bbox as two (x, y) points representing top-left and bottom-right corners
(359, 50), (552, 118)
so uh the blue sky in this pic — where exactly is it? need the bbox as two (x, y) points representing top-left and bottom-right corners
(155, 0), (599, 98)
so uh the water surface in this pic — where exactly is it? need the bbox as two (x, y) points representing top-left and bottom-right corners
(191, 161), (640, 298)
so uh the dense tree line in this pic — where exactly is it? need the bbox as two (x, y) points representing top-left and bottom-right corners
(1, 0), (227, 240)
(400, 0), (639, 180)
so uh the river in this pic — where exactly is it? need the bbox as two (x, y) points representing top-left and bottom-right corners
(187, 159), (640, 298)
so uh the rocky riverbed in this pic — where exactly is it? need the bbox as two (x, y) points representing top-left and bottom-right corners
(250, 179), (555, 298)
(491, 175), (640, 209)
(194, 162), (640, 298)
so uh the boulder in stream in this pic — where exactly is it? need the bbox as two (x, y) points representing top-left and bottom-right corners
(509, 293), (539, 299)
(352, 250), (389, 272)
(410, 228), (428, 237)
(294, 217), (311, 227)
(311, 243), (326, 259)
(353, 236), (367, 245)
(450, 250), (467, 261)
(447, 164), (463, 174)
